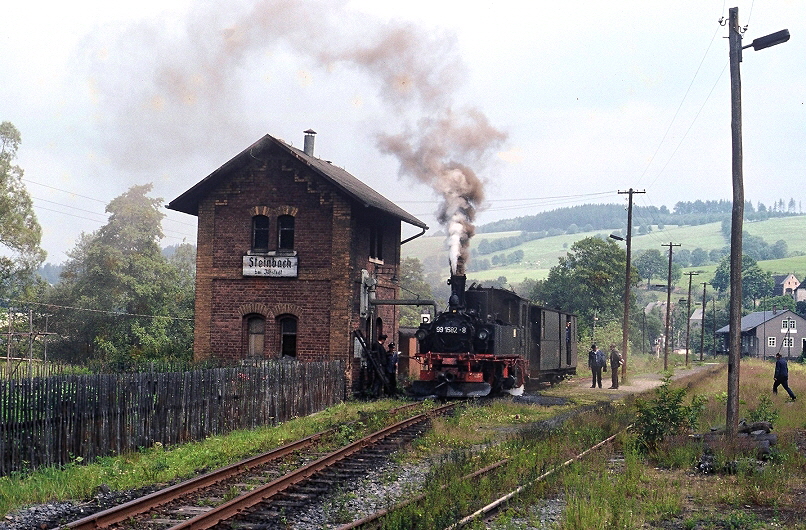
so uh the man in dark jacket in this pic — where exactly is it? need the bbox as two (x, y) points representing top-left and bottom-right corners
(608, 343), (622, 389)
(587, 343), (604, 389)
(773, 352), (796, 400)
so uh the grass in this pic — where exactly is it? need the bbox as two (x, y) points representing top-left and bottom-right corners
(2, 357), (805, 528)
(0, 399), (427, 517)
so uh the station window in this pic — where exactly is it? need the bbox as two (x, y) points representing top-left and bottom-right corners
(245, 315), (265, 357)
(768, 336), (776, 348)
(278, 215), (295, 250)
(279, 315), (297, 357)
(252, 215), (270, 253)
(369, 226), (383, 261)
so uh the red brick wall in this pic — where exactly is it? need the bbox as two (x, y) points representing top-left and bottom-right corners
(193, 145), (404, 393)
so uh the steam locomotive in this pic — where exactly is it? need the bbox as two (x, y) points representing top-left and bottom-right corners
(410, 274), (577, 398)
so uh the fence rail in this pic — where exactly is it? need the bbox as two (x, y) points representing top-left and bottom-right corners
(0, 360), (345, 476)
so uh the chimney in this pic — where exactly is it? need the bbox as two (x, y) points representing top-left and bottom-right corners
(303, 129), (316, 156)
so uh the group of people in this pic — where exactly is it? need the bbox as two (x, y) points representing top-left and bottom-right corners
(368, 334), (399, 396)
(587, 343), (622, 389)
(586, 342), (797, 402)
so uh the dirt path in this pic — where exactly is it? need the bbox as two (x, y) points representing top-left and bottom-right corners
(540, 362), (725, 402)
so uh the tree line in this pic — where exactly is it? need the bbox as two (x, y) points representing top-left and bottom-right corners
(478, 200), (802, 235)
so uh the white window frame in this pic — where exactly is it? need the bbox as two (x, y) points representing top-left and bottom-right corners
(768, 336), (776, 348)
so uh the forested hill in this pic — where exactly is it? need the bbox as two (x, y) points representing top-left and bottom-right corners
(477, 199), (802, 234)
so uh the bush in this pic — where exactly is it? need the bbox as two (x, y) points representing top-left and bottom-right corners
(632, 375), (706, 453)
(746, 395), (779, 426)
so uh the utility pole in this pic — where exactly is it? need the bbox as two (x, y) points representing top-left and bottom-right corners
(700, 282), (708, 362)
(662, 242), (680, 371)
(684, 271), (699, 366)
(727, 5), (744, 439)
(618, 188), (644, 380)
(725, 5), (789, 438)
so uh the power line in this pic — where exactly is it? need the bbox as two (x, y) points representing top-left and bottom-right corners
(0, 297), (193, 322)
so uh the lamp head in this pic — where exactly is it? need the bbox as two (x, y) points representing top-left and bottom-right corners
(748, 29), (790, 51)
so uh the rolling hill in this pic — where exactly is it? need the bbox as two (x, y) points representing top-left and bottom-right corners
(402, 215), (806, 290)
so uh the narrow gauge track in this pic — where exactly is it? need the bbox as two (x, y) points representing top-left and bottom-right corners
(165, 402), (458, 529)
(65, 402), (426, 530)
(339, 427), (629, 530)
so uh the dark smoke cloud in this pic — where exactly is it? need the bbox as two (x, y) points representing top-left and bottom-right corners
(79, 0), (506, 269)
(377, 109), (506, 273)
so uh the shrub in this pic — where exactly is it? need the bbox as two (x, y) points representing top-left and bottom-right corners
(632, 375), (706, 453)
(746, 395), (779, 426)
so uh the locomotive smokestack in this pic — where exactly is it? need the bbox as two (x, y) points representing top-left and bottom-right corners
(448, 274), (466, 311)
(303, 129), (316, 156)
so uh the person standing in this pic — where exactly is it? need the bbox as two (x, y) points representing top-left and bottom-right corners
(773, 352), (796, 401)
(608, 343), (622, 389)
(385, 342), (399, 395)
(588, 343), (604, 389)
(368, 334), (387, 396)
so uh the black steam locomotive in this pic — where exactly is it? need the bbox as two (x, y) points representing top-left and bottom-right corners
(410, 274), (577, 398)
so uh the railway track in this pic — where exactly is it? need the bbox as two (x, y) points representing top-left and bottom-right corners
(64, 401), (454, 529)
(337, 425), (631, 530)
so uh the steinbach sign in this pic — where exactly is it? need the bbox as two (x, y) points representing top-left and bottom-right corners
(243, 254), (298, 277)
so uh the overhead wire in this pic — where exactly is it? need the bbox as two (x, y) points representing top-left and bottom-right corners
(25, 179), (198, 248)
(0, 296), (194, 321)
(637, 1), (729, 193)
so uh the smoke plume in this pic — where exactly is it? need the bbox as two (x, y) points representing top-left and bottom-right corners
(79, 0), (506, 270)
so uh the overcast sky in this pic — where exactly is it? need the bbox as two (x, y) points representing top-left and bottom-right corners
(1, 0), (803, 263)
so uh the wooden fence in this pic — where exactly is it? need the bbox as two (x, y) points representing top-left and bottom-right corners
(0, 360), (345, 476)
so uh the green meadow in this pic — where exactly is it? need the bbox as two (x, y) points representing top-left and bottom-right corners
(403, 215), (806, 290)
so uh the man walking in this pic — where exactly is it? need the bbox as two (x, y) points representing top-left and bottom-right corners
(773, 352), (796, 401)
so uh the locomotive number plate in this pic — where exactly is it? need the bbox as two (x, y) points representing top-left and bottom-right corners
(436, 326), (467, 334)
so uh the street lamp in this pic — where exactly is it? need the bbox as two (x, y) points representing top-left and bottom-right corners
(726, 6), (789, 437)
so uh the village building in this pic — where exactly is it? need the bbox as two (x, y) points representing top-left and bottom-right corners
(795, 279), (806, 304)
(168, 130), (427, 392)
(715, 309), (806, 359)
(773, 273), (800, 299)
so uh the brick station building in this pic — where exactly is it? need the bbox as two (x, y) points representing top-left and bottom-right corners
(168, 130), (427, 391)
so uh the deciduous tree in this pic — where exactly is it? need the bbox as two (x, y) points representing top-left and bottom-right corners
(0, 122), (46, 296)
(633, 249), (665, 288)
(398, 257), (435, 328)
(530, 237), (638, 336)
(710, 254), (773, 308)
(46, 184), (194, 364)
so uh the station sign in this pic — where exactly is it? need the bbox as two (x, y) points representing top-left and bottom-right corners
(243, 255), (298, 277)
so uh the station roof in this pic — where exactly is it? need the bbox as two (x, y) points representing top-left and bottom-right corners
(167, 134), (428, 230)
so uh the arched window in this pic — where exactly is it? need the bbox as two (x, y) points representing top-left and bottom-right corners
(252, 215), (269, 253)
(278, 215), (295, 250)
(245, 315), (265, 357)
(278, 315), (297, 357)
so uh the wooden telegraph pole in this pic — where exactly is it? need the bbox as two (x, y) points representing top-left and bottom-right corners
(700, 282), (708, 362)
(726, 6), (789, 436)
(727, 6), (743, 438)
(684, 271), (699, 366)
(662, 242), (680, 371)
(617, 188), (644, 380)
